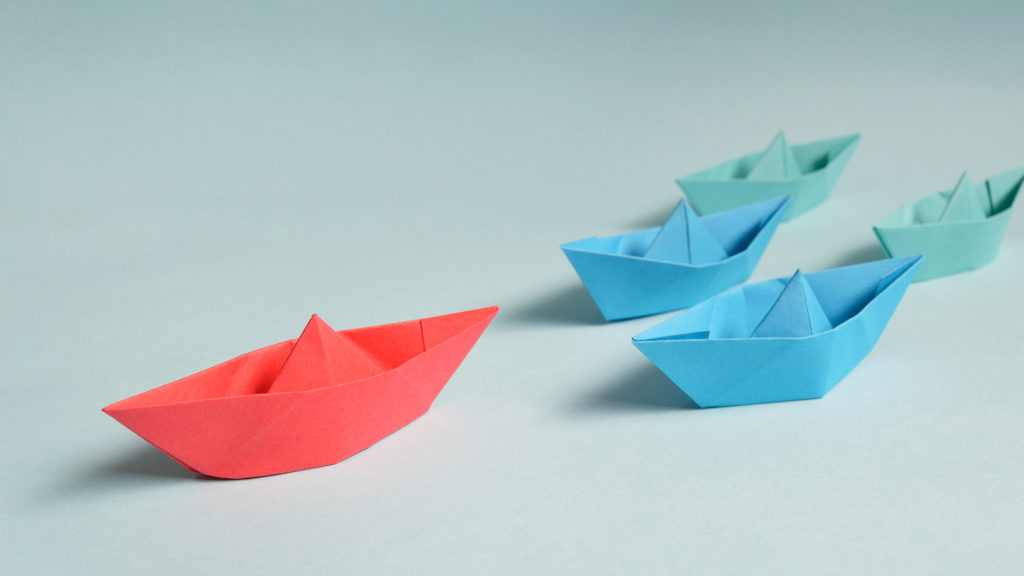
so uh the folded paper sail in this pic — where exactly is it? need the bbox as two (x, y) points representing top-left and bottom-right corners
(874, 167), (1022, 281)
(633, 256), (923, 407)
(103, 306), (498, 479)
(676, 132), (860, 221)
(561, 196), (790, 321)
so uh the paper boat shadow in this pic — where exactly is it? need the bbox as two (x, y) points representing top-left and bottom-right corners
(620, 199), (680, 230)
(503, 283), (606, 325)
(569, 362), (699, 413)
(32, 445), (213, 511)
(829, 241), (889, 268)
(94, 443), (210, 481)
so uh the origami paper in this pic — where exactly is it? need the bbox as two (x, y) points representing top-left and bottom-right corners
(103, 306), (498, 479)
(562, 196), (790, 321)
(633, 256), (923, 407)
(676, 132), (860, 221)
(874, 167), (1022, 281)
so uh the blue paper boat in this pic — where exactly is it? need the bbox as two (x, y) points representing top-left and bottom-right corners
(561, 196), (790, 321)
(676, 132), (860, 221)
(874, 167), (1022, 281)
(633, 255), (924, 407)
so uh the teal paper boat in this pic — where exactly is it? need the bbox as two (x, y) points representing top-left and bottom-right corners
(676, 132), (860, 221)
(561, 196), (790, 321)
(633, 256), (923, 407)
(874, 167), (1022, 281)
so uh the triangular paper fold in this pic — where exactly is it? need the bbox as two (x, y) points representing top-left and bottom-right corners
(644, 201), (727, 264)
(267, 314), (385, 393)
(747, 132), (802, 179)
(939, 171), (986, 223)
(751, 270), (832, 338)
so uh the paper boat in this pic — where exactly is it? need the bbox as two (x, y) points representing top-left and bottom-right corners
(874, 167), (1022, 281)
(633, 256), (923, 407)
(104, 306), (498, 479)
(562, 196), (790, 321)
(676, 132), (860, 221)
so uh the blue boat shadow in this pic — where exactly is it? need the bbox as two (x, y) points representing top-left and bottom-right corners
(503, 283), (606, 325)
(829, 241), (888, 267)
(621, 199), (677, 229)
(568, 362), (699, 413)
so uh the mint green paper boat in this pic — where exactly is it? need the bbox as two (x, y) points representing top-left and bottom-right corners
(873, 167), (1022, 281)
(676, 132), (860, 221)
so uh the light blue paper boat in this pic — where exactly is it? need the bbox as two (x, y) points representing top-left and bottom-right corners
(633, 255), (924, 407)
(676, 132), (860, 221)
(561, 196), (790, 321)
(874, 167), (1022, 281)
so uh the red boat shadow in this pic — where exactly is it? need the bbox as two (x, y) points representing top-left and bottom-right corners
(23, 445), (216, 511)
(95, 443), (218, 481)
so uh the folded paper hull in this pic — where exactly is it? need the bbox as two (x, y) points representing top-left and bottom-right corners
(632, 257), (922, 407)
(874, 216), (1010, 281)
(873, 167), (1021, 281)
(561, 197), (789, 321)
(103, 306), (498, 479)
(676, 134), (860, 221)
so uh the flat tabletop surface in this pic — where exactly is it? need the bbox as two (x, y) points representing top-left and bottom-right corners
(3, 1), (1023, 574)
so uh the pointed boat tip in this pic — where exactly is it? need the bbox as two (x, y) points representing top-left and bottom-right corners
(631, 333), (653, 345)
(303, 313), (334, 330)
(102, 397), (128, 414)
(560, 238), (597, 254)
(443, 304), (500, 323)
(883, 254), (926, 282)
(673, 197), (694, 214)
(101, 403), (128, 421)
(890, 253), (925, 266)
(952, 170), (974, 189)
(833, 133), (862, 151)
(560, 237), (586, 250)
(771, 194), (794, 213)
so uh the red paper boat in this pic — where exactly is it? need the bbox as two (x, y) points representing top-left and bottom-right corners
(104, 306), (498, 479)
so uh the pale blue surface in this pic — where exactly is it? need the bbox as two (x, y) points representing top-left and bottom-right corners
(562, 196), (789, 320)
(4, 2), (1024, 575)
(634, 256), (923, 407)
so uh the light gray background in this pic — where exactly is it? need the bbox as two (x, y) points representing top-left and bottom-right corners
(3, 1), (1023, 574)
